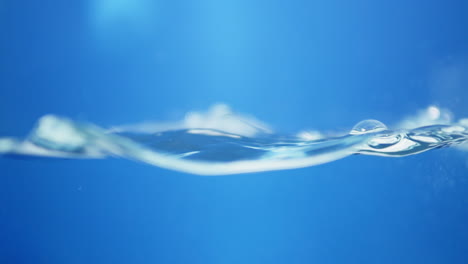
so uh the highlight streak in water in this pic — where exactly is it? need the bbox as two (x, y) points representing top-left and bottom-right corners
(1, 105), (467, 175)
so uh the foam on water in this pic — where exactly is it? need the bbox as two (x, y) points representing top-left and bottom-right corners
(1, 104), (467, 175)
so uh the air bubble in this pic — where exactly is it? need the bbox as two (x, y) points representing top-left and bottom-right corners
(350, 119), (388, 135)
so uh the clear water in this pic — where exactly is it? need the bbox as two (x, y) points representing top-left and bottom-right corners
(2, 1), (468, 263)
(2, 104), (467, 175)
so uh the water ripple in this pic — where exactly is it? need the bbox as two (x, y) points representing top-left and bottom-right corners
(1, 105), (467, 175)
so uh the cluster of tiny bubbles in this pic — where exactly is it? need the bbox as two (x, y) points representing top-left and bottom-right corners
(349, 119), (388, 135)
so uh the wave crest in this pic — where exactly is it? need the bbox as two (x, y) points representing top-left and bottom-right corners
(1, 105), (467, 175)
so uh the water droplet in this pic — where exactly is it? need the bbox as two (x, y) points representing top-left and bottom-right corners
(427, 106), (441, 120)
(350, 119), (388, 135)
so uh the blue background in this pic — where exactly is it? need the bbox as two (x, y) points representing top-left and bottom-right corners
(1, 0), (468, 263)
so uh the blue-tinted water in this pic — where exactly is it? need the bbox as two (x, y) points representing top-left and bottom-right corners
(2, 104), (468, 175)
(1, 0), (468, 263)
